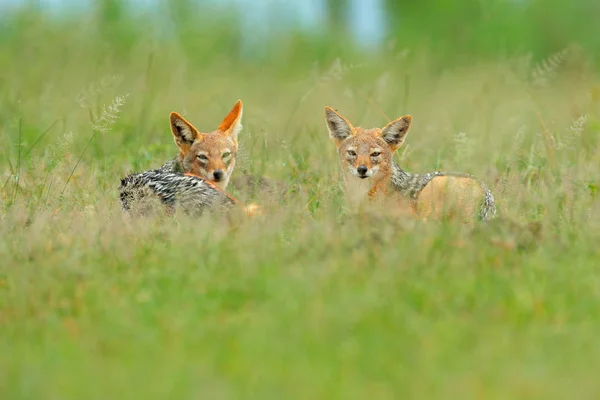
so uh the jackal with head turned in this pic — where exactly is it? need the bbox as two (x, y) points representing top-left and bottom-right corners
(324, 106), (496, 222)
(119, 100), (261, 218)
(159, 99), (243, 190)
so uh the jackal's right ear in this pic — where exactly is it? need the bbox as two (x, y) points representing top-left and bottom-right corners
(325, 106), (354, 146)
(170, 112), (200, 151)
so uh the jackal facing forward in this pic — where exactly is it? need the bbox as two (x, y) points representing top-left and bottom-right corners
(324, 107), (496, 222)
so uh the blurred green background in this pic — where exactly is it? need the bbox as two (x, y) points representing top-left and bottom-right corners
(1, 0), (598, 176)
(3, 0), (599, 64)
(2, 1), (600, 399)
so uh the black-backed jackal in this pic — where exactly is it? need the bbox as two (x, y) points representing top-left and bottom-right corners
(119, 100), (260, 217)
(324, 106), (496, 223)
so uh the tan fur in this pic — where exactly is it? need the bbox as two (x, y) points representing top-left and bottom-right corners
(367, 188), (418, 220)
(325, 106), (485, 223)
(416, 176), (484, 222)
(336, 129), (396, 204)
(170, 100), (243, 190)
(325, 106), (406, 209)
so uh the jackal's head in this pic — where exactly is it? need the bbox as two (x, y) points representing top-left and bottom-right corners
(170, 100), (243, 190)
(324, 106), (412, 181)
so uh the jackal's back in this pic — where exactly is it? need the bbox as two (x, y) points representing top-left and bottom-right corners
(390, 163), (497, 221)
(119, 169), (235, 217)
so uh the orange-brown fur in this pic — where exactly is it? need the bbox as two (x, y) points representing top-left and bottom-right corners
(170, 100), (243, 191)
(325, 106), (487, 223)
(337, 128), (395, 188)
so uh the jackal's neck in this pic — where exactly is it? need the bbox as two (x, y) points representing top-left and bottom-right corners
(389, 162), (424, 199)
(158, 157), (183, 174)
(343, 172), (375, 207)
(390, 161), (449, 200)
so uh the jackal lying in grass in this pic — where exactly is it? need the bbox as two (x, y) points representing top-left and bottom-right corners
(324, 106), (496, 223)
(160, 99), (243, 191)
(119, 169), (261, 218)
(119, 100), (260, 217)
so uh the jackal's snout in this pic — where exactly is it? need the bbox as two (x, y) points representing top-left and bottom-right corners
(357, 165), (368, 178)
(212, 169), (225, 182)
(350, 163), (377, 179)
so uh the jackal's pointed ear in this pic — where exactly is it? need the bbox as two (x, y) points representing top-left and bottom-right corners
(218, 100), (243, 138)
(325, 106), (354, 146)
(381, 115), (412, 151)
(170, 112), (200, 151)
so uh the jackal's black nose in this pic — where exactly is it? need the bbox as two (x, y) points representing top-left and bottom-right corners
(213, 170), (224, 181)
(357, 165), (368, 176)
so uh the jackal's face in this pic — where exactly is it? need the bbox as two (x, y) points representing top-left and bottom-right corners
(324, 106), (412, 182)
(170, 100), (243, 190)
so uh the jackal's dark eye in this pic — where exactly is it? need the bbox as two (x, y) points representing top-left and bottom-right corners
(222, 152), (231, 159)
(371, 151), (381, 157)
(197, 154), (208, 161)
(347, 150), (356, 156)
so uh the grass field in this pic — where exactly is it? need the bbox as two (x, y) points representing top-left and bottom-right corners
(2, 3), (600, 399)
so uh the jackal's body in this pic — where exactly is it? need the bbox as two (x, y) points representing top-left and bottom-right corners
(119, 100), (244, 217)
(324, 106), (496, 222)
(119, 169), (235, 217)
(389, 163), (496, 221)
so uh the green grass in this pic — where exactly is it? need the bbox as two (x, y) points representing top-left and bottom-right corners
(2, 4), (600, 399)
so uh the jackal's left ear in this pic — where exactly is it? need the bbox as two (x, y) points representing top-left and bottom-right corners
(170, 112), (200, 151)
(381, 115), (412, 151)
(218, 100), (243, 138)
(325, 106), (354, 146)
